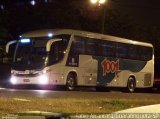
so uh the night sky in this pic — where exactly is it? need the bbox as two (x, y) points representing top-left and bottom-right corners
(0, 0), (160, 40)
(1, 0), (160, 28)
(109, 0), (160, 27)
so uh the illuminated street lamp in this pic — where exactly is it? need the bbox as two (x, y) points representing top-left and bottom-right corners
(90, 0), (106, 5)
(99, 0), (106, 5)
(90, 0), (107, 34)
(90, 0), (98, 4)
(30, 0), (36, 6)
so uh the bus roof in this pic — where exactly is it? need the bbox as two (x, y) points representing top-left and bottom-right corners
(21, 29), (153, 47)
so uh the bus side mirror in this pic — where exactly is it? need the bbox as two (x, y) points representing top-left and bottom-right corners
(46, 38), (62, 52)
(0, 48), (8, 63)
(4, 40), (17, 64)
(6, 40), (17, 54)
(0, 49), (4, 58)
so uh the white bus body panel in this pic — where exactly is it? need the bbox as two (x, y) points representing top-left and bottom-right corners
(10, 29), (154, 89)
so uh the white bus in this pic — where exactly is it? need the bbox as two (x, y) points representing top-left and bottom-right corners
(7, 29), (154, 92)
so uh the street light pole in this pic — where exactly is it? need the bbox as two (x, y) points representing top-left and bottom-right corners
(90, 0), (106, 34)
(101, 4), (106, 34)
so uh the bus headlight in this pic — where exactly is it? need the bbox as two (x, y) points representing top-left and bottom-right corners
(39, 75), (48, 85)
(10, 76), (17, 84)
(38, 70), (47, 75)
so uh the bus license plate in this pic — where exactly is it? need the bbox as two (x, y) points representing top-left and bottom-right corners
(23, 79), (30, 82)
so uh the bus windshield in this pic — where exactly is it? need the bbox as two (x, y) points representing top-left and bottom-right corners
(13, 35), (70, 70)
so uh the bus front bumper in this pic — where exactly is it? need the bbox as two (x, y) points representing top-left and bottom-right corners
(10, 75), (49, 85)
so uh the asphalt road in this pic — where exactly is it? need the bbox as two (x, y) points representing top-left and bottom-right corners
(0, 87), (160, 99)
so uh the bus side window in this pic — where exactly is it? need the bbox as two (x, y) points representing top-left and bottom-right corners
(71, 38), (85, 55)
(139, 46), (153, 61)
(86, 39), (96, 56)
(99, 42), (107, 56)
(99, 41), (115, 57)
(49, 41), (64, 65)
(117, 43), (128, 59)
(66, 37), (84, 67)
(129, 45), (138, 60)
(145, 47), (153, 60)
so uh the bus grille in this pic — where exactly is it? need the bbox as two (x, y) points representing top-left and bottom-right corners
(144, 73), (152, 86)
(15, 73), (39, 77)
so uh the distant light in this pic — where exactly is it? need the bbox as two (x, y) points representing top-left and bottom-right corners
(99, 0), (106, 4)
(48, 33), (53, 37)
(19, 35), (22, 38)
(30, 0), (36, 6)
(44, 0), (48, 3)
(0, 4), (4, 10)
(20, 38), (31, 43)
(90, 0), (98, 4)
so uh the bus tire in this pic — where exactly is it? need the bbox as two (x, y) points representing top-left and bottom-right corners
(127, 77), (136, 93)
(66, 73), (77, 91)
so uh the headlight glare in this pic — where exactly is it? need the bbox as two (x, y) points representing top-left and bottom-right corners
(10, 77), (17, 84)
(39, 75), (48, 84)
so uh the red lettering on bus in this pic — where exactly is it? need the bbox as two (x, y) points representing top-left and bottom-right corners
(101, 59), (119, 77)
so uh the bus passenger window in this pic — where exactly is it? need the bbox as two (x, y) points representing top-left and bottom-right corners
(145, 47), (153, 60)
(49, 41), (64, 65)
(139, 46), (153, 61)
(129, 45), (138, 60)
(86, 40), (96, 55)
(116, 43), (128, 59)
(72, 39), (85, 55)
(99, 41), (115, 57)
(99, 43), (107, 56)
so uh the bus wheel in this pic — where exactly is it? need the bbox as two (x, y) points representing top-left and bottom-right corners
(127, 77), (136, 93)
(66, 73), (77, 91)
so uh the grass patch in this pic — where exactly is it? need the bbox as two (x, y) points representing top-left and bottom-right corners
(0, 97), (160, 114)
